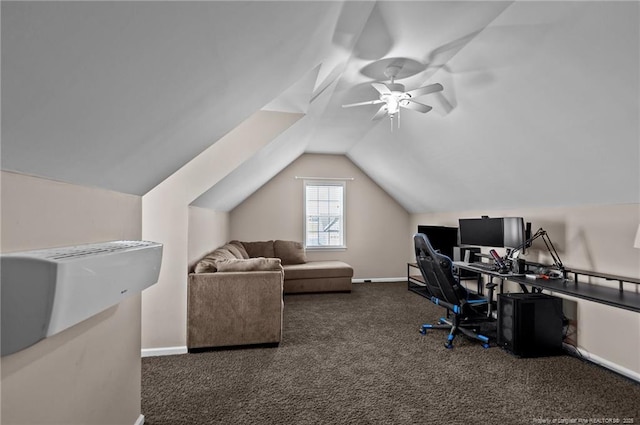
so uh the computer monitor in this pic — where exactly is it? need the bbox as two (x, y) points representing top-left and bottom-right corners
(458, 217), (525, 249)
(502, 217), (527, 249)
(417, 225), (458, 259)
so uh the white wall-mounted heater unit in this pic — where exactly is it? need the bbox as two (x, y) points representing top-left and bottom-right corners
(1, 240), (162, 356)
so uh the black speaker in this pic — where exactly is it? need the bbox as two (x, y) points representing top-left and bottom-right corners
(453, 247), (481, 278)
(512, 259), (526, 274)
(453, 246), (480, 263)
(497, 293), (563, 357)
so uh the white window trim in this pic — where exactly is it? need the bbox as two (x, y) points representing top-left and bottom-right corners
(303, 179), (347, 250)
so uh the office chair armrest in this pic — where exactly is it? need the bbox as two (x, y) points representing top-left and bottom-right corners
(485, 282), (497, 299)
(429, 296), (459, 313)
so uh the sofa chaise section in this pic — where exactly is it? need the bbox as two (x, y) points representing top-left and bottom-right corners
(283, 261), (353, 293)
(239, 240), (353, 294)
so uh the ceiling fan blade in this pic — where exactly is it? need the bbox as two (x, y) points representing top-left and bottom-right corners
(371, 105), (388, 121)
(405, 83), (443, 98)
(400, 100), (433, 113)
(371, 82), (391, 95)
(342, 99), (383, 108)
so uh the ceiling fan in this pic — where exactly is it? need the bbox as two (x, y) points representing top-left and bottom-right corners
(342, 65), (443, 129)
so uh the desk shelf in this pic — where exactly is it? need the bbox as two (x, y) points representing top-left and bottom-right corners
(407, 263), (430, 298)
(567, 268), (640, 292)
(509, 275), (640, 313)
(454, 261), (640, 313)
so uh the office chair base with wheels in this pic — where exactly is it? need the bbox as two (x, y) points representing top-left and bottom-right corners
(419, 314), (494, 349)
(413, 233), (497, 349)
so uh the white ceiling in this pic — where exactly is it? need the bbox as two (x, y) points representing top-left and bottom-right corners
(2, 1), (638, 214)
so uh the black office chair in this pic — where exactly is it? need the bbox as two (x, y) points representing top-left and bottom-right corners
(414, 233), (496, 349)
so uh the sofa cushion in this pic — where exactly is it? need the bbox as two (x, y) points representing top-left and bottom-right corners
(274, 240), (307, 265)
(216, 258), (283, 272)
(241, 240), (275, 258)
(228, 240), (250, 259)
(282, 261), (354, 280)
(194, 248), (236, 273)
(222, 243), (245, 260)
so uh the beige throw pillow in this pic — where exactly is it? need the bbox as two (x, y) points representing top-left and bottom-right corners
(228, 240), (250, 259)
(194, 248), (236, 273)
(215, 257), (282, 272)
(241, 241), (275, 258)
(222, 243), (244, 260)
(274, 240), (307, 265)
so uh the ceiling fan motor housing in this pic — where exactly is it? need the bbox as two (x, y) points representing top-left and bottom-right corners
(386, 83), (405, 93)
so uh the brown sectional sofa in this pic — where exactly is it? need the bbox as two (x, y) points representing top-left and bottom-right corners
(188, 270), (284, 350)
(187, 240), (353, 351)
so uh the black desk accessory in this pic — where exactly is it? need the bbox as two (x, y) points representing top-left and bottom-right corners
(512, 258), (526, 274)
(489, 249), (509, 273)
(507, 227), (564, 275)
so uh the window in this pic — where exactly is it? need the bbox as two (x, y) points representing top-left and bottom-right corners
(304, 180), (345, 249)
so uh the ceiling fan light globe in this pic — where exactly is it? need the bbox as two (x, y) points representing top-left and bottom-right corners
(387, 98), (400, 114)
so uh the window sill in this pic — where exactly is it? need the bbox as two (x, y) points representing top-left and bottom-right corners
(305, 246), (347, 252)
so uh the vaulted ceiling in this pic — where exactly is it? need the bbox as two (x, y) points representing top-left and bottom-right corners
(2, 1), (638, 214)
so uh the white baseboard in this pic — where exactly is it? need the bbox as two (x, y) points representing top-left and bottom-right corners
(566, 344), (640, 383)
(352, 277), (405, 283)
(134, 414), (144, 425)
(141, 346), (188, 357)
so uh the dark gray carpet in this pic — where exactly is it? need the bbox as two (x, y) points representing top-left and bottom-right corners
(142, 282), (640, 424)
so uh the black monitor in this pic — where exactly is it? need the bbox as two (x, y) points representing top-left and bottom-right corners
(417, 225), (458, 258)
(458, 217), (525, 249)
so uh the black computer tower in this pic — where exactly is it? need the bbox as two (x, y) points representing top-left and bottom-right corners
(497, 293), (564, 357)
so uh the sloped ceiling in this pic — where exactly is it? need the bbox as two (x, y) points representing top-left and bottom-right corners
(2, 1), (638, 213)
(1, 1), (367, 194)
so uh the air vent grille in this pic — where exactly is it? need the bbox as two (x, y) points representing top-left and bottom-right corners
(15, 241), (155, 261)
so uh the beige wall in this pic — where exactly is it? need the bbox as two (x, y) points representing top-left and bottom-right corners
(410, 203), (640, 376)
(230, 154), (410, 279)
(188, 206), (229, 269)
(0, 171), (143, 425)
(141, 110), (302, 350)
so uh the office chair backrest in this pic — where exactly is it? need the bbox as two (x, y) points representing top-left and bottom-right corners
(413, 233), (468, 305)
